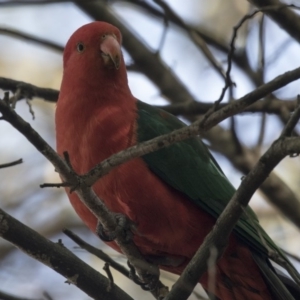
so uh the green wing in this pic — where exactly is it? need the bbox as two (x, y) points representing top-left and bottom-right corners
(136, 100), (293, 268)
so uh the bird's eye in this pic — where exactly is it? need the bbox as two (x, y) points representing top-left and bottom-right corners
(102, 34), (107, 40)
(76, 42), (85, 53)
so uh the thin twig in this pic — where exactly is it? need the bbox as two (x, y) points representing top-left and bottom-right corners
(165, 136), (300, 299)
(216, 4), (300, 106)
(282, 249), (300, 263)
(25, 99), (35, 120)
(153, 0), (226, 80)
(0, 158), (22, 169)
(0, 0), (70, 6)
(82, 66), (300, 186)
(0, 28), (64, 52)
(103, 263), (114, 292)
(0, 290), (42, 300)
(0, 96), (164, 299)
(63, 229), (130, 278)
(42, 292), (53, 300)
(256, 14), (267, 150)
(0, 77), (59, 102)
(280, 95), (300, 137)
(1, 77), (299, 115)
(40, 182), (71, 188)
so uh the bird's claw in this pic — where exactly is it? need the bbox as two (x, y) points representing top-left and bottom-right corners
(96, 213), (134, 242)
(127, 260), (159, 291)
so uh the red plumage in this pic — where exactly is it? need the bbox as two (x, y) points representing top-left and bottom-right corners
(56, 22), (275, 299)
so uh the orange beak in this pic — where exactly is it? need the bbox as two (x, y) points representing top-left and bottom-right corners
(100, 35), (121, 70)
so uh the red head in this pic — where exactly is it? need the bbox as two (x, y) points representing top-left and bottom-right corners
(61, 22), (128, 92)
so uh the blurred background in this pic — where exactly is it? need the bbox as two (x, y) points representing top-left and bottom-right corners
(0, 0), (300, 299)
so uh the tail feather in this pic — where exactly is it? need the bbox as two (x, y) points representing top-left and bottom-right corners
(276, 269), (300, 299)
(200, 240), (273, 300)
(252, 252), (295, 300)
(200, 239), (297, 300)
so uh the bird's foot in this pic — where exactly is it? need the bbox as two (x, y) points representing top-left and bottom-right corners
(127, 260), (159, 291)
(96, 213), (134, 242)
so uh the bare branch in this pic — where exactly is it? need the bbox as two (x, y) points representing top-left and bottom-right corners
(250, 0), (300, 44)
(214, 3), (299, 105)
(2, 64), (299, 296)
(0, 77), (58, 102)
(153, 0), (226, 80)
(0, 0), (70, 6)
(0, 207), (133, 300)
(160, 97), (299, 115)
(76, 0), (195, 104)
(2, 66), (300, 229)
(165, 134), (300, 299)
(123, 0), (259, 85)
(1, 77), (299, 116)
(0, 290), (42, 300)
(63, 229), (130, 278)
(280, 96), (300, 137)
(103, 263), (114, 292)
(0, 28), (63, 52)
(81, 65), (300, 186)
(0, 158), (22, 169)
(0, 94), (164, 298)
(204, 125), (300, 229)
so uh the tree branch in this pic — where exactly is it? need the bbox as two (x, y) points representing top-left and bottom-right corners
(0, 158), (22, 169)
(166, 136), (300, 299)
(250, 0), (300, 44)
(203, 126), (300, 229)
(2, 62), (299, 295)
(123, 0), (259, 85)
(0, 207), (133, 300)
(0, 290), (42, 300)
(2, 55), (300, 233)
(0, 76), (298, 116)
(0, 95), (164, 298)
(63, 228), (130, 279)
(159, 97), (298, 115)
(0, 77), (58, 101)
(0, 28), (64, 52)
(80, 65), (300, 186)
(76, 0), (195, 104)
(0, 0), (70, 6)
(152, 0), (226, 80)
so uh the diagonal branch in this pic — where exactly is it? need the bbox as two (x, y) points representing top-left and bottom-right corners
(203, 126), (300, 229)
(76, 0), (195, 104)
(0, 158), (22, 169)
(63, 229), (130, 278)
(2, 64), (300, 297)
(250, 0), (300, 44)
(0, 76), (298, 115)
(0, 0), (70, 6)
(153, 0), (226, 80)
(81, 65), (300, 185)
(123, 0), (259, 85)
(2, 66), (300, 229)
(159, 97), (299, 115)
(0, 95), (164, 298)
(0, 290), (42, 300)
(0, 28), (64, 52)
(165, 128), (300, 300)
(0, 77), (58, 101)
(0, 207), (133, 300)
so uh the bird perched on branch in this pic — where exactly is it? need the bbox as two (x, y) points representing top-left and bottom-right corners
(56, 21), (299, 300)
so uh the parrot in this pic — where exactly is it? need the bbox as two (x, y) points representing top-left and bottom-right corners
(55, 21), (299, 300)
